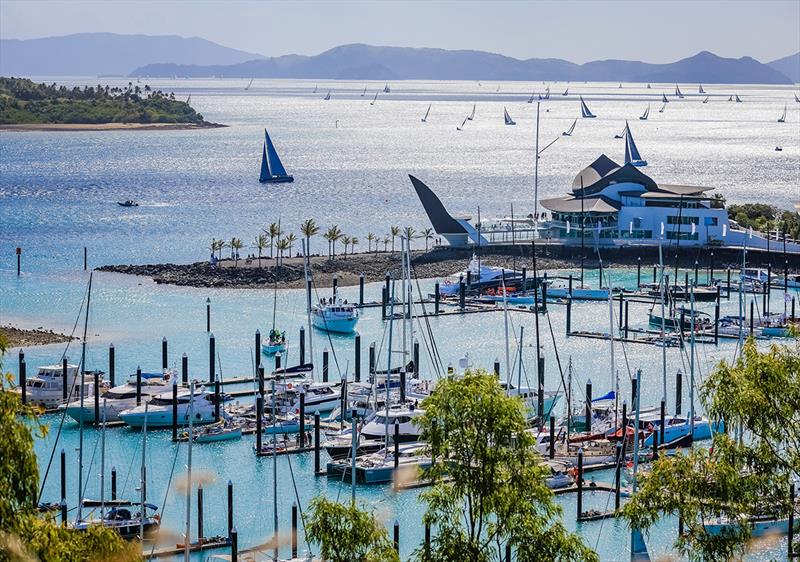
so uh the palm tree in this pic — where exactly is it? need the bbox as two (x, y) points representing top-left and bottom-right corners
(276, 237), (290, 266)
(382, 237), (390, 252)
(350, 236), (359, 256)
(341, 235), (352, 258)
(300, 219), (319, 257)
(366, 233), (375, 253)
(209, 238), (219, 260)
(254, 233), (268, 267)
(217, 240), (227, 261)
(230, 237), (243, 266)
(390, 226), (401, 253)
(403, 226), (416, 251)
(265, 222), (281, 258)
(285, 233), (298, 257)
(324, 225), (343, 259)
(421, 227), (434, 251)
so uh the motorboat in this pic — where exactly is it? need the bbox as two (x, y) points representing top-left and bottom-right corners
(24, 363), (102, 409)
(311, 297), (359, 333)
(437, 256), (523, 296)
(638, 413), (723, 446)
(62, 370), (174, 423)
(271, 380), (342, 415)
(326, 441), (432, 484)
(545, 283), (610, 301)
(648, 307), (712, 332)
(119, 386), (223, 428)
(359, 405), (425, 443)
(117, 200), (139, 207)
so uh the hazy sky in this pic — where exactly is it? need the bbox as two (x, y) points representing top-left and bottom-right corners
(2, 0), (798, 63)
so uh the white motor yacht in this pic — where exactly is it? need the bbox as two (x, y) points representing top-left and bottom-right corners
(311, 297), (359, 334)
(24, 363), (100, 409)
(119, 386), (221, 428)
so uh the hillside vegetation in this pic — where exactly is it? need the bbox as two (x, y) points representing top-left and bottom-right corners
(0, 76), (210, 125)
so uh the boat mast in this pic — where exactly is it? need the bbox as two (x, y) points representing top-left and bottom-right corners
(384, 282), (396, 456)
(502, 273), (511, 394)
(140, 402), (148, 542)
(77, 272), (93, 523)
(406, 238), (415, 376)
(659, 240), (667, 404)
(100, 398), (106, 520)
(184, 383), (195, 562)
(533, 102), (541, 236)
(271, 378), (278, 561)
(607, 291), (617, 426)
(303, 240), (314, 375)
(580, 177), (585, 286)
(689, 286), (696, 436)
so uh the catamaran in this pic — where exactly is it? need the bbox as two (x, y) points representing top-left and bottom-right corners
(245, 78), (253, 90)
(579, 96), (596, 118)
(370, 91), (378, 106)
(467, 104), (476, 120)
(562, 119), (576, 136)
(639, 105), (650, 120)
(259, 129), (294, 183)
(778, 104), (787, 123)
(456, 116), (467, 131)
(383, 83), (390, 93)
(623, 121), (647, 167)
(661, 93), (669, 103)
(323, 90), (331, 100)
(421, 104), (431, 122)
(503, 107), (516, 125)
(698, 84), (705, 94)
(675, 85), (684, 98)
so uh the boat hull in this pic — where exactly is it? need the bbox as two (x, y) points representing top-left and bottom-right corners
(194, 428), (242, 443)
(547, 287), (610, 301)
(262, 343), (287, 355)
(119, 407), (217, 428)
(259, 175), (294, 184)
(312, 315), (358, 334)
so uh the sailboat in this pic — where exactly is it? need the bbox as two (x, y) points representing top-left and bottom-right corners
(421, 104), (431, 122)
(675, 85), (684, 98)
(639, 104), (650, 120)
(259, 129), (294, 183)
(702, 96), (709, 104)
(456, 117), (467, 131)
(647, 83), (651, 89)
(579, 96), (596, 118)
(503, 107), (516, 125)
(562, 87), (569, 96)
(383, 83), (391, 93)
(623, 121), (647, 167)
(728, 95), (733, 101)
(614, 127), (626, 139)
(245, 78), (253, 91)
(659, 101), (667, 113)
(361, 87), (366, 97)
(562, 119), (576, 136)
(777, 104), (787, 123)
(618, 83), (623, 88)
(313, 84), (317, 94)
(661, 93), (669, 103)
(527, 91), (535, 103)
(370, 91), (378, 106)
(698, 84), (705, 94)
(539, 87), (550, 100)
(186, 95), (191, 104)
(467, 104), (476, 121)
(795, 93), (800, 103)
(735, 94), (742, 103)
(323, 91), (331, 100)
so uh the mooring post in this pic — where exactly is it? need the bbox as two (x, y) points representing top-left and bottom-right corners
(136, 366), (142, 405)
(255, 394), (263, 454)
(459, 276), (465, 311)
(400, 370), (406, 402)
(749, 300), (754, 336)
(615, 441), (622, 511)
(322, 348), (329, 382)
(660, 399), (666, 444)
(493, 358), (500, 378)
(624, 300), (630, 338)
(576, 448), (584, 518)
(413, 339), (420, 378)
(505, 544), (512, 562)
(275, 351), (282, 371)
(726, 268), (731, 300)
(214, 377), (221, 422)
(466, 269), (472, 287)
(381, 286), (388, 320)
(675, 370), (683, 415)
(19, 353), (26, 405)
(255, 329), (261, 361)
(636, 256), (641, 287)
(424, 521), (431, 555)
(618, 293), (624, 329)
(314, 412), (321, 474)
(111, 466), (117, 500)
(291, 502), (298, 557)
(108, 344), (115, 387)
(393, 520), (400, 554)
(355, 334), (362, 382)
(231, 527), (238, 562)
(434, 283), (440, 314)
(631, 376), (638, 411)
(172, 380), (178, 441)
(161, 337), (168, 370)
(61, 500), (67, 526)
(709, 252), (714, 283)
(16, 247), (21, 276)
(227, 480), (234, 539)
(369, 342), (376, 374)
(206, 297), (211, 332)
(299, 326), (306, 364)
(60, 448), (66, 504)
(62, 358), (68, 402)
(209, 333), (215, 384)
(358, 273), (364, 306)
(299, 392), (306, 441)
(182, 353), (188, 386)
(653, 265), (657, 284)
(83, 246), (87, 271)
(197, 485), (204, 541)
(585, 379), (592, 434)
(694, 260), (699, 285)
(566, 296), (572, 336)
(549, 415), (555, 459)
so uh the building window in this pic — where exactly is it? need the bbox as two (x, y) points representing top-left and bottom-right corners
(666, 231), (699, 241)
(704, 217), (718, 226)
(667, 215), (699, 225)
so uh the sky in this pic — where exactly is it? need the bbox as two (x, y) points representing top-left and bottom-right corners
(1, 0), (798, 64)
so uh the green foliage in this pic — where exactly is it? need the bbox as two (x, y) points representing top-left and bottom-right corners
(414, 371), (598, 562)
(0, 77), (207, 125)
(305, 497), (399, 562)
(621, 338), (800, 561)
(728, 203), (800, 241)
(0, 335), (139, 562)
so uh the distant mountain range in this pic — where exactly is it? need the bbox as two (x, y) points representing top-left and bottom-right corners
(0, 33), (796, 85)
(0, 33), (264, 76)
(132, 45), (795, 84)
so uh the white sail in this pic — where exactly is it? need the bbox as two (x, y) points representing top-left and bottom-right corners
(421, 104), (431, 122)
(795, 93), (800, 103)
(245, 78), (253, 90)
(468, 104), (475, 121)
(698, 84), (705, 94)
(527, 91), (535, 103)
(639, 104), (650, 120)
(702, 96), (709, 104)
(580, 96), (596, 118)
(383, 83), (390, 93)
(624, 121), (646, 166)
(503, 107), (516, 125)
(662, 93), (669, 103)
(370, 91), (378, 105)
(563, 88), (569, 96)
(456, 117), (467, 131)
(324, 91), (331, 100)
(778, 104), (787, 123)
(675, 85), (684, 98)
(659, 102), (666, 113)
(313, 84), (318, 93)
(735, 94), (742, 103)
(562, 118), (576, 136)
(361, 87), (366, 97)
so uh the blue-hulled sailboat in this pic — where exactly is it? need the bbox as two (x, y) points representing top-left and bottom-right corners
(259, 129), (294, 184)
(623, 121), (647, 167)
(580, 96), (596, 118)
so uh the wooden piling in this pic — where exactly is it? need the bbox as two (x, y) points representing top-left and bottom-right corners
(494, 358), (500, 378)
(393, 520), (400, 554)
(369, 342), (376, 375)
(214, 378), (221, 422)
(636, 257), (641, 287)
(255, 330), (261, 361)
(197, 485), (204, 541)
(314, 412), (321, 474)
(111, 466), (117, 500)
(227, 480), (234, 539)
(631, 376), (638, 411)
(660, 399), (666, 444)
(789, 482), (795, 558)
(585, 380), (592, 434)
(459, 276), (465, 310)
(322, 348), (329, 382)
(576, 448), (584, 518)
(413, 340), (420, 378)
(652, 425), (659, 460)
(109, 344), (115, 387)
(299, 393), (306, 443)
(209, 333), (215, 384)
(299, 326), (306, 364)
(60, 448), (66, 504)
(182, 353), (188, 386)
(675, 370), (682, 415)
(566, 296), (572, 336)
(83, 247), (87, 271)
(19, 353), (26, 405)
(652, 265), (657, 284)
(291, 502), (298, 557)
(162, 337), (168, 370)
(726, 268), (731, 300)
(355, 334), (361, 383)
(136, 367), (142, 405)
(16, 247), (21, 276)
(624, 301), (630, 338)
(749, 300), (754, 336)
(255, 394), (263, 453)
(382, 286), (388, 320)
(434, 283), (440, 314)
(231, 527), (238, 562)
(358, 273), (364, 306)
(206, 298), (211, 332)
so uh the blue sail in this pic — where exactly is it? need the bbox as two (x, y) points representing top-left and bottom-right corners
(259, 143), (271, 182)
(265, 129), (288, 177)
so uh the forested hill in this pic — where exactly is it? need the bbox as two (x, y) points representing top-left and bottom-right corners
(0, 77), (216, 125)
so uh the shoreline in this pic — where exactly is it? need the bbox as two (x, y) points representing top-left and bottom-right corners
(1, 325), (76, 348)
(0, 122), (226, 132)
(96, 247), (798, 290)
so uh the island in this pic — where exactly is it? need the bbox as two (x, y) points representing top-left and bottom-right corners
(0, 76), (224, 130)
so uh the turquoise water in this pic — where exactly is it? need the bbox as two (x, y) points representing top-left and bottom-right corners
(2, 78), (798, 560)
